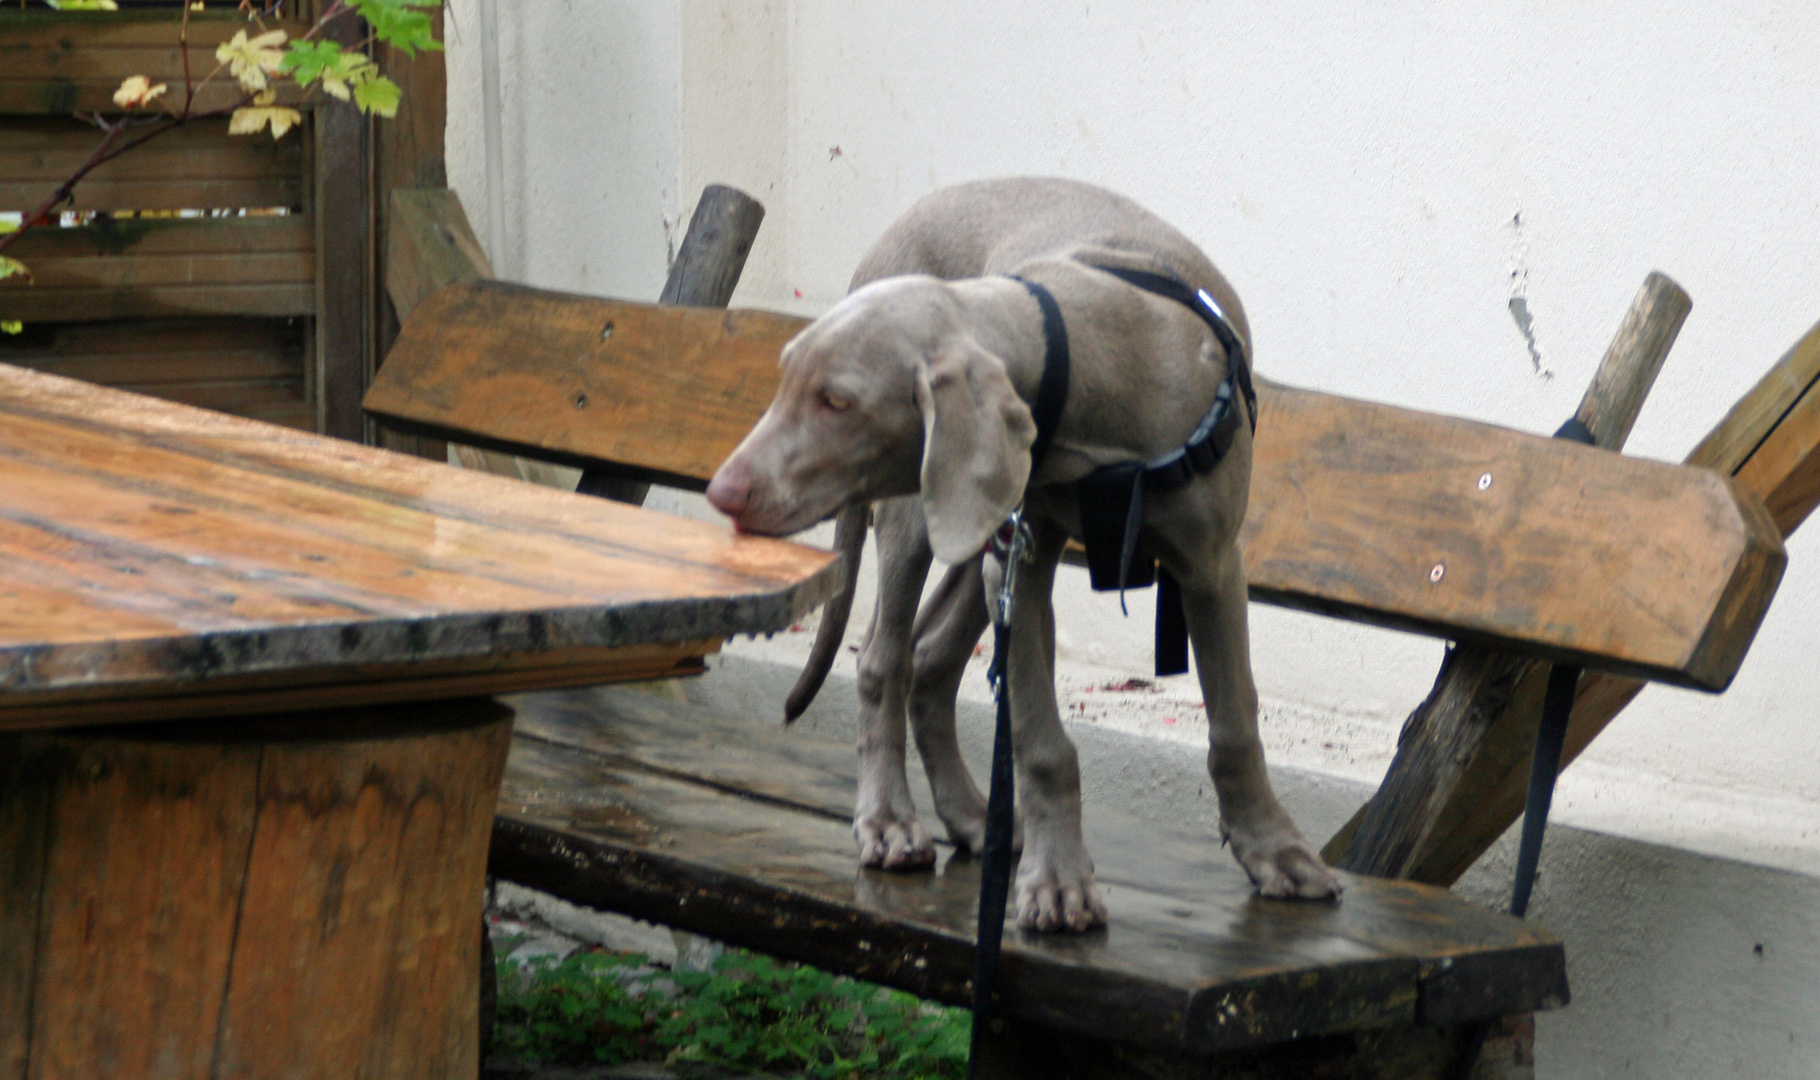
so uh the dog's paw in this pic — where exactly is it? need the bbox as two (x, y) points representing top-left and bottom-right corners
(855, 811), (936, 871)
(1223, 817), (1343, 901)
(1014, 848), (1109, 933)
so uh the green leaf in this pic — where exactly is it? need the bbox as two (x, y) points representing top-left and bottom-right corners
(281, 40), (345, 86)
(351, 0), (443, 57)
(0, 256), (30, 283)
(1, 321), (22, 335)
(352, 74), (402, 118)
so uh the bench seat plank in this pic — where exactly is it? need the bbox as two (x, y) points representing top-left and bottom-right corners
(0, 365), (840, 728)
(491, 684), (1569, 1055)
(368, 281), (1784, 689)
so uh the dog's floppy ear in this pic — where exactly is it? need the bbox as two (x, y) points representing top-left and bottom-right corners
(915, 339), (1037, 563)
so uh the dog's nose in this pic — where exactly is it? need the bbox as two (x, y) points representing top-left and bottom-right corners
(705, 463), (751, 519)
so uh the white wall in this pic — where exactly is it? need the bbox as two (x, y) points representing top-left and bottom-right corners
(447, 2), (1820, 1074)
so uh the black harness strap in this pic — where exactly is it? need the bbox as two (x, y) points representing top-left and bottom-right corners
(1076, 265), (1257, 677)
(1008, 276), (1072, 474)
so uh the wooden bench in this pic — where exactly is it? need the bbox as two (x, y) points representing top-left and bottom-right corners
(363, 187), (1803, 1077)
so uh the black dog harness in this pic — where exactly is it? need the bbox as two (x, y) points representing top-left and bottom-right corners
(1009, 265), (1258, 676)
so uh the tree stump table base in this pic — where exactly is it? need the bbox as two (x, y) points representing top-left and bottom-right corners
(1, 698), (512, 1080)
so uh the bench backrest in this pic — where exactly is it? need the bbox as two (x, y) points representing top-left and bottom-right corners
(367, 276), (1784, 691)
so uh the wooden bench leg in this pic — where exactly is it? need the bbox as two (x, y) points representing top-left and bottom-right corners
(973, 1013), (1534, 1080)
(0, 698), (512, 1080)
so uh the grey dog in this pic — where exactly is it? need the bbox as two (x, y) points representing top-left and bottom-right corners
(706, 178), (1339, 932)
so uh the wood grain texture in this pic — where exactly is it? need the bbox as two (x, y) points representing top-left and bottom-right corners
(491, 684), (1568, 1057)
(313, 13), (372, 442)
(0, 697), (510, 1080)
(369, 280), (802, 489)
(0, 215), (313, 323)
(1373, 313), (1820, 886)
(369, 283), (1784, 687)
(1569, 272), (1690, 449)
(0, 12), (311, 115)
(1328, 274), (1693, 878)
(0, 363), (839, 728)
(0, 116), (303, 214)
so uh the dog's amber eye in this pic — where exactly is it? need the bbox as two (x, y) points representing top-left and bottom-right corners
(820, 391), (854, 412)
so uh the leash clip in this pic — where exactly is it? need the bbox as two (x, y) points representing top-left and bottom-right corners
(986, 511), (1033, 696)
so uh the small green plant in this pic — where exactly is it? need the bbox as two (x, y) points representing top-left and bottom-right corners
(493, 946), (969, 1080)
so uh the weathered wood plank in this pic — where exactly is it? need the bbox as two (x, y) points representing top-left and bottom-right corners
(1376, 313), (1820, 885)
(1327, 273), (1691, 879)
(0, 215), (313, 322)
(1, 697), (509, 1079)
(0, 364), (839, 726)
(368, 284), (1785, 688)
(314, 12), (371, 442)
(492, 684), (1569, 1056)
(368, 280), (801, 488)
(0, 12), (312, 115)
(0, 116), (303, 214)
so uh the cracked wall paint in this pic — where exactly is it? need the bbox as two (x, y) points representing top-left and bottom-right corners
(1506, 208), (1551, 379)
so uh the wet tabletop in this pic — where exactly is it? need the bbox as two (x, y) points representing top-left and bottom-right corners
(0, 365), (838, 728)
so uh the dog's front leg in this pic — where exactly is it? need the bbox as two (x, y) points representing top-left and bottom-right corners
(1177, 543), (1341, 900)
(906, 557), (995, 852)
(853, 499), (938, 869)
(990, 516), (1109, 932)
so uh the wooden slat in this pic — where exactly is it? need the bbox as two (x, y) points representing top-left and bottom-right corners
(0, 363), (840, 726)
(0, 316), (310, 429)
(491, 684), (1569, 1055)
(1361, 314), (1820, 886)
(367, 282), (1786, 689)
(0, 12), (312, 115)
(314, 14), (371, 442)
(0, 116), (303, 213)
(0, 215), (313, 322)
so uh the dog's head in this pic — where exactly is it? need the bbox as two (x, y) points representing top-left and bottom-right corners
(706, 276), (1036, 562)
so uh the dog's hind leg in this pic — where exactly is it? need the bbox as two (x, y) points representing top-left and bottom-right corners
(906, 556), (993, 852)
(853, 497), (937, 869)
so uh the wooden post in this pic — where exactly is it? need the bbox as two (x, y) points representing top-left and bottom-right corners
(1366, 311), (1820, 885)
(0, 699), (513, 1079)
(313, 12), (374, 443)
(577, 183), (766, 504)
(373, 5), (449, 462)
(1327, 273), (1691, 879)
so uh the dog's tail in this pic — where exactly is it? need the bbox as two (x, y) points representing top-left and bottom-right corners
(783, 501), (869, 723)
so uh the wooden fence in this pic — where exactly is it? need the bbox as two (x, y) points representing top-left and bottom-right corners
(0, 2), (445, 447)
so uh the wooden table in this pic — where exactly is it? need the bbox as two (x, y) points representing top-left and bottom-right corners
(0, 365), (838, 1079)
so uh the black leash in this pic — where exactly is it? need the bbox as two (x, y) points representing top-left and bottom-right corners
(1446, 415), (1597, 1080)
(966, 513), (1033, 1079)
